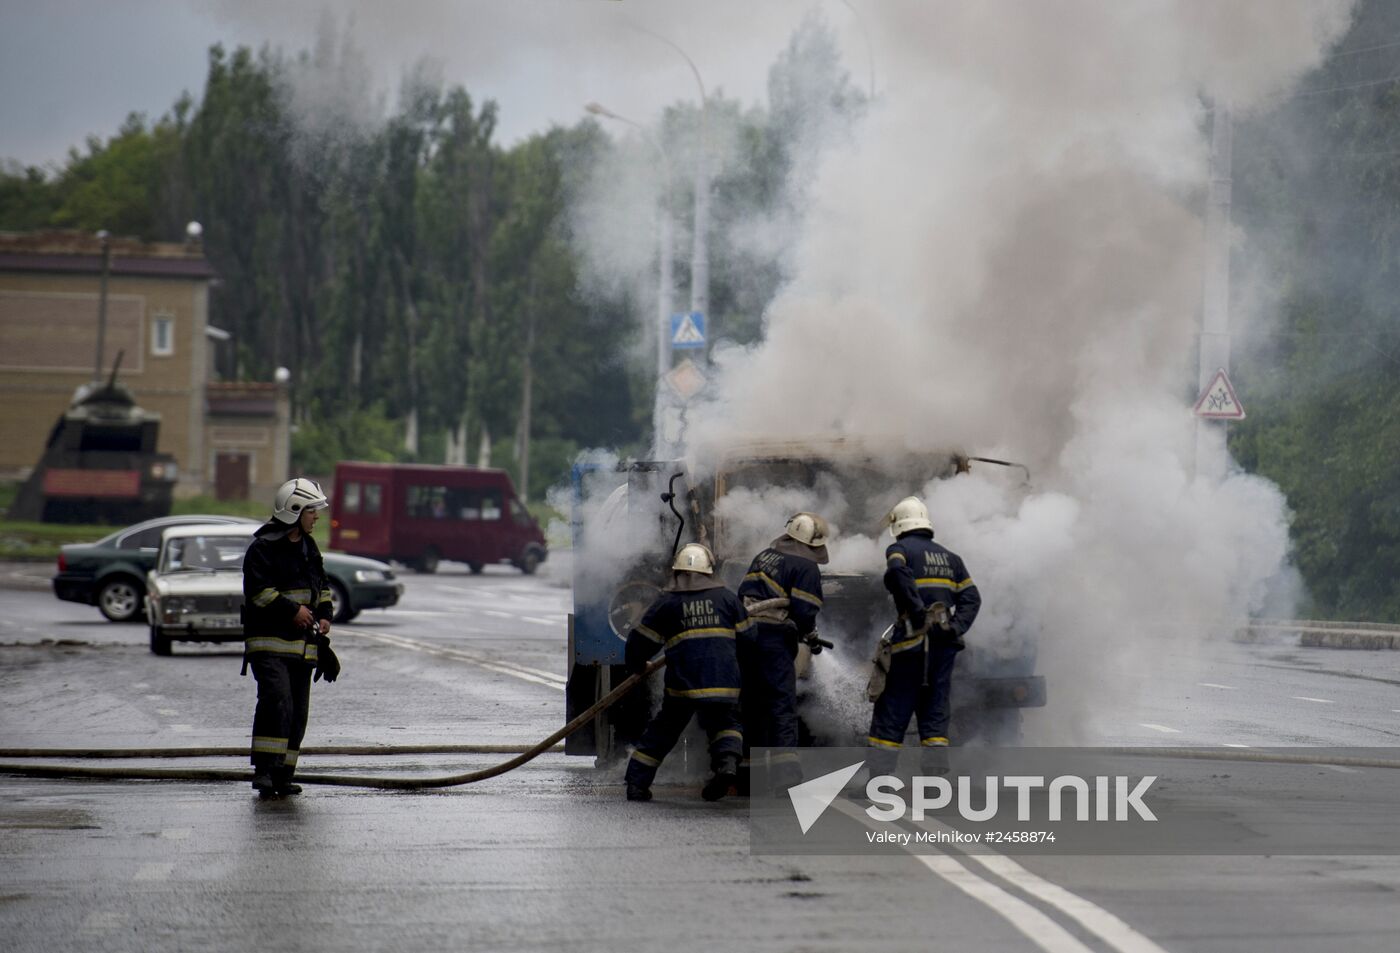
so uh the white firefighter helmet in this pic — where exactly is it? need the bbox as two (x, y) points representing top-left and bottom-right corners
(273, 477), (329, 524)
(887, 496), (933, 537)
(784, 512), (830, 549)
(671, 542), (716, 575)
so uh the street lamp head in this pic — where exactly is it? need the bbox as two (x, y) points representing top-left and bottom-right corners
(96, 229), (110, 242)
(584, 102), (613, 119)
(274, 366), (291, 384)
(186, 221), (203, 240)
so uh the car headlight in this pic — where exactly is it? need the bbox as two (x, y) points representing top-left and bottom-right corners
(161, 597), (198, 623)
(354, 569), (388, 582)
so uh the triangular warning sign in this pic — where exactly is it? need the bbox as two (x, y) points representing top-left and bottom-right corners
(1193, 368), (1245, 419)
(673, 314), (704, 344)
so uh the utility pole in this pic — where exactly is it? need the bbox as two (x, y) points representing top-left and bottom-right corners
(1196, 102), (1233, 482)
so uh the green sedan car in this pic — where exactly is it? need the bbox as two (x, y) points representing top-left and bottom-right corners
(53, 514), (402, 628)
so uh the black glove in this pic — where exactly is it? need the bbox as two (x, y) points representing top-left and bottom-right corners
(314, 636), (340, 683)
(802, 632), (834, 655)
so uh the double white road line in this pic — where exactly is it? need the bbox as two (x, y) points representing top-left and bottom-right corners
(834, 800), (1169, 953)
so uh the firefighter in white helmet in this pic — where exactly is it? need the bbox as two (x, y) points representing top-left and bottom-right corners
(622, 543), (750, 802)
(241, 478), (339, 798)
(736, 512), (830, 790)
(866, 496), (980, 775)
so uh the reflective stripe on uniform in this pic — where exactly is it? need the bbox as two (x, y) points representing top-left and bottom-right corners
(715, 729), (743, 744)
(734, 617), (755, 634)
(252, 735), (288, 754)
(665, 626), (736, 648)
(635, 624), (663, 644)
(887, 552), (906, 564)
(790, 587), (823, 608)
(915, 577), (974, 591)
(867, 735), (901, 749)
(283, 588), (314, 605)
(629, 749), (660, 767)
(665, 686), (741, 700)
(245, 636), (311, 656)
(251, 588), (280, 608)
(920, 736), (949, 747)
(285, 748), (300, 766)
(319, 589), (334, 606)
(744, 571), (785, 598)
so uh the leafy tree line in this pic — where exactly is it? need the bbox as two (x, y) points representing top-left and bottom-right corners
(1231, 0), (1400, 620)
(0, 17), (861, 505)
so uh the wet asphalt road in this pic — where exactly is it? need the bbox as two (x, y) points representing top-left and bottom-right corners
(5, 558), (1400, 952)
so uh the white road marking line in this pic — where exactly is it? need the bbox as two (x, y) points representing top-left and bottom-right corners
(482, 610), (513, 619)
(1198, 682), (1236, 690)
(346, 631), (566, 691)
(161, 828), (192, 841)
(1290, 696), (1334, 704)
(157, 709), (179, 716)
(143, 694), (165, 701)
(1324, 765), (1360, 774)
(1138, 723), (1180, 734)
(831, 802), (1094, 953)
(1222, 743), (1250, 748)
(133, 862), (174, 882)
(523, 616), (559, 626)
(963, 853), (1172, 953)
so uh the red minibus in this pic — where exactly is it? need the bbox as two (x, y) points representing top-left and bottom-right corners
(330, 462), (548, 574)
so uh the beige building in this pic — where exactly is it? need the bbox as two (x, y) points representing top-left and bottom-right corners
(0, 230), (289, 502)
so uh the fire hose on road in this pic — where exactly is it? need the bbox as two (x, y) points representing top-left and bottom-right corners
(0, 657), (666, 791)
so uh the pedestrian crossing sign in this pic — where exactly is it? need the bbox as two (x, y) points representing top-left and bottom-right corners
(1193, 368), (1246, 419)
(671, 312), (706, 350)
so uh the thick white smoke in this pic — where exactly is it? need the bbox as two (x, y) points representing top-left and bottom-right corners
(684, 1), (1353, 741)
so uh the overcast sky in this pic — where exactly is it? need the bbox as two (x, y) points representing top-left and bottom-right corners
(0, 0), (869, 169)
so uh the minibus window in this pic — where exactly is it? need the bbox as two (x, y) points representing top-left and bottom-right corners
(364, 483), (383, 515)
(343, 482), (362, 514)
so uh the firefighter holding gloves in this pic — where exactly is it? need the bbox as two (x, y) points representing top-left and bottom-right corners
(866, 496), (980, 775)
(737, 512), (829, 790)
(623, 543), (749, 803)
(242, 478), (340, 799)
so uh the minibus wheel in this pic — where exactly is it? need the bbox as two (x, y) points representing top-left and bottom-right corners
(417, 547), (441, 574)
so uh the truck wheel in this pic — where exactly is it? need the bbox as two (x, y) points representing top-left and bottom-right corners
(468, 562), (484, 575)
(98, 576), (144, 622)
(149, 625), (172, 656)
(417, 547), (440, 574)
(518, 547), (541, 576)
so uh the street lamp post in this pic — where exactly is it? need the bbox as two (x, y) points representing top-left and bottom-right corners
(585, 102), (676, 454)
(94, 229), (111, 380)
(635, 29), (710, 325)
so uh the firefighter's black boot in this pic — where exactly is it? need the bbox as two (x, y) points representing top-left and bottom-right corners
(274, 766), (302, 796)
(251, 772), (277, 799)
(702, 754), (739, 802)
(626, 784), (653, 802)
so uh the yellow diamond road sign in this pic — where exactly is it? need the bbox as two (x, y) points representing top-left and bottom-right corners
(1193, 368), (1245, 419)
(665, 358), (707, 401)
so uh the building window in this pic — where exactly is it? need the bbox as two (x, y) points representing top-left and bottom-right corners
(152, 314), (175, 356)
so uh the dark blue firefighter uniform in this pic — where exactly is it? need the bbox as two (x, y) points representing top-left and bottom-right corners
(867, 528), (980, 772)
(737, 545), (824, 778)
(622, 584), (750, 791)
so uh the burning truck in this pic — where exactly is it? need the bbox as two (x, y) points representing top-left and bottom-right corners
(563, 438), (1046, 760)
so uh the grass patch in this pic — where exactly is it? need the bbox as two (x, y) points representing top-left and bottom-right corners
(0, 520), (111, 561)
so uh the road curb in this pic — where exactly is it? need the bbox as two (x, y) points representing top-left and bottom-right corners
(1238, 621), (1400, 651)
